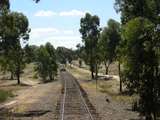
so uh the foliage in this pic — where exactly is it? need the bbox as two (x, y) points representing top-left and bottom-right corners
(122, 17), (160, 119)
(99, 19), (121, 74)
(33, 0), (40, 3)
(35, 43), (57, 82)
(56, 47), (75, 64)
(76, 44), (86, 67)
(0, 90), (14, 103)
(0, 9), (30, 84)
(24, 45), (39, 63)
(79, 13), (101, 79)
(114, 0), (160, 24)
(115, 0), (160, 119)
(0, 11), (30, 51)
(0, 0), (10, 11)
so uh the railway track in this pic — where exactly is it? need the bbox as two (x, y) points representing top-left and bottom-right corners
(57, 71), (101, 120)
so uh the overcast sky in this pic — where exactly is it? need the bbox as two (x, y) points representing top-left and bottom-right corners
(10, 0), (120, 49)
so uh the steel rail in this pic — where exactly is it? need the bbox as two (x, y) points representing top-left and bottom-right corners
(60, 72), (94, 120)
(61, 74), (66, 120)
(73, 78), (94, 120)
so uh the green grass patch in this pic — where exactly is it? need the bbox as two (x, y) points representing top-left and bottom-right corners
(0, 90), (14, 103)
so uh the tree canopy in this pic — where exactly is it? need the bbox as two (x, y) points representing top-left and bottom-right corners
(115, 0), (160, 119)
(114, 0), (160, 24)
(99, 19), (121, 74)
(0, 0), (10, 10)
(0, 2), (30, 84)
(79, 13), (101, 79)
(35, 43), (57, 82)
(0, 11), (30, 52)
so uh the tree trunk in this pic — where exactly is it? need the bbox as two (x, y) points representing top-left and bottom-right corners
(119, 61), (122, 92)
(146, 113), (152, 120)
(79, 60), (82, 68)
(49, 75), (52, 81)
(91, 71), (94, 79)
(106, 66), (109, 75)
(10, 72), (14, 80)
(95, 63), (98, 79)
(153, 112), (157, 120)
(17, 74), (20, 84)
(105, 62), (110, 75)
(16, 61), (21, 85)
(90, 54), (94, 79)
(49, 73), (54, 81)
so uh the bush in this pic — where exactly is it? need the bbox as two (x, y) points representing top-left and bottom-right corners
(0, 90), (14, 103)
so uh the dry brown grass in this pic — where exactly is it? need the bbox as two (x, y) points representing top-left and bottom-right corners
(0, 63), (40, 103)
(98, 81), (137, 103)
(67, 65), (91, 80)
(67, 64), (137, 103)
(72, 60), (119, 75)
(22, 63), (38, 81)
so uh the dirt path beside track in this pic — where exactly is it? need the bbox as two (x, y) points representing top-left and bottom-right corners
(0, 81), (61, 120)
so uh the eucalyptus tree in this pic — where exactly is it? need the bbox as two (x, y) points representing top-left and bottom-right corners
(99, 19), (121, 74)
(0, 10), (30, 84)
(76, 43), (87, 68)
(45, 42), (58, 81)
(114, 0), (160, 24)
(79, 13), (101, 79)
(99, 19), (123, 92)
(56, 47), (75, 65)
(0, 0), (10, 11)
(24, 45), (39, 63)
(122, 17), (160, 120)
(36, 43), (57, 82)
(0, 0), (38, 9)
(115, 0), (160, 119)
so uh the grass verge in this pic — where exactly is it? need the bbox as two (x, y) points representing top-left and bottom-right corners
(66, 65), (91, 80)
(67, 65), (137, 103)
(0, 90), (14, 103)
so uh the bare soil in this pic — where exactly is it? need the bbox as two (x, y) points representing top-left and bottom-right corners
(0, 63), (143, 120)
(0, 81), (61, 120)
(67, 65), (143, 120)
(0, 63), (61, 120)
(82, 82), (140, 120)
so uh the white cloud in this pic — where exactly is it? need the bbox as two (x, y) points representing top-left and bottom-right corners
(59, 10), (86, 17)
(34, 10), (89, 17)
(34, 10), (57, 17)
(47, 36), (81, 41)
(63, 30), (74, 35)
(47, 36), (81, 49)
(30, 28), (60, 39)
(29, 27), (81, 49)
(31, 28), (59, 34)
